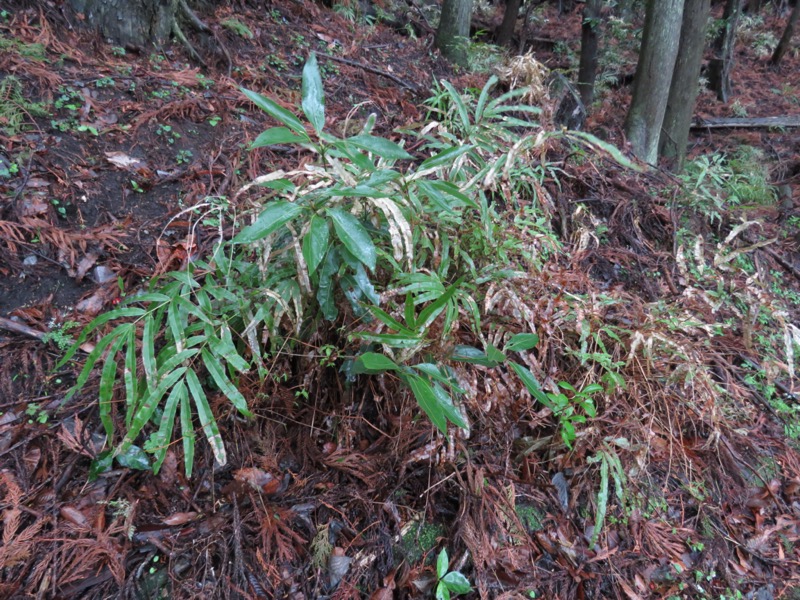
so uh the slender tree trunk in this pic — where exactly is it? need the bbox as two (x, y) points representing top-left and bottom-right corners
(577, 0), (602, 108)
(496, 0), (522, 46)
(69, 0), (178, 47)
(435, 0), (473, 67)
(708, 0), (742, 102)
(660, 0), (711, 170)
(624, 0), (685, 164)
(614, 0), (635, 20)
(770, 0), (800, 65)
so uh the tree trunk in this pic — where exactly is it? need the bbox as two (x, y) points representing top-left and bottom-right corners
(435, 0), (473, 67)
(613, 0), (635, 20)
(660, 0), (711, 170)
(708, 0), (742, 102)
(770, 0), (800, 65)
(496, 0), (522, 47)
(577, 0), (602, 108)
(745, 0), (763, 13)
(69, 0), (178, 48)
(624, 0), (685, 164)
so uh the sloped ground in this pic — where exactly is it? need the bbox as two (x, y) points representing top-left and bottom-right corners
(0, 2), (799, 599)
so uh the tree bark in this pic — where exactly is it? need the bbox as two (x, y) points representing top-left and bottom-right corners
(660, 0), (711, 170)
(770, 0), (800, 66)
(708, 0), (742, 102)
(435, 0), (473, 67)
(624, 0), (685, 164)
(577, 0), (602, 108)
(496, 0), (522, 47)
(69, 0), (178, 48)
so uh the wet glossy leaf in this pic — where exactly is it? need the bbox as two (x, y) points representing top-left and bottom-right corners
(233, 201), (304, 244)
(327, 207), (376, 271)
(241, 87), (306, 134)
(302, 215), (330, 275)
(302, 53), (325, 134)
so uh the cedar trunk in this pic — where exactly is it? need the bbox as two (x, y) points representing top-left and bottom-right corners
(577, 0), (602, 108)
(435, 0), (473, 66)
(69, 0), (178, 47)
(660, 0), (711, 170)
(496, 0), (522, 47)
(770, 0), (800, 66)
(624, 0), (685, 164)
(708, 0), (742, 102)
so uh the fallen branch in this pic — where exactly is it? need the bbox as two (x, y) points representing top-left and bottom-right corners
(0, 316), (45, 342)
(316, 52), (420, 93)
(691, 115), (800, 129)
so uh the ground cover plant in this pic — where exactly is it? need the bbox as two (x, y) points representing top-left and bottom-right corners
(0, 1), (799, 598)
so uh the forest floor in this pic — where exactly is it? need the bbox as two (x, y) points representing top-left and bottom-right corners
(0, 1), (799, 598)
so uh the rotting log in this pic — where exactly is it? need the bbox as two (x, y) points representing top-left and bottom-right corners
(691, 115), (800, 129)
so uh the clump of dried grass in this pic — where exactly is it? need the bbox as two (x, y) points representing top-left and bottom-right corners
(494, 53), (550, 105)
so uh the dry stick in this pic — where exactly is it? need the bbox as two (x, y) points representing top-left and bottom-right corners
(316, 52), (420, 93)
(0, 316), (45, 341)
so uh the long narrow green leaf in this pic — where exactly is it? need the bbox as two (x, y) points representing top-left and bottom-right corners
(327, 207), (376, 271)
(508, 361), (554, 409)
(418, 145), (473, 171)
(251, 127), (309, 148)
(352, 352), (400, 374)
(233, 201), (304, 244)
(123, 325), (139, 428)
(368, 304), (416, 335)
(186, 368), (227, 468)
(179, 379), (196, 478)
(504, 333), (540, 352)
(302, 215), (330, 276)
(317, 248), (339, 321)
(591, 454), (610, 546)
(416, 278), (463, 331)
(167, 296), (187, 350)
(451, 345), (499, 367)
(441, 81), (471, 132)
(567, 131), (642, 172)
(346, 134), (412, 160)
(120, 367), (188, 452)
(302, 53), (325, 134)
(150, 380), (185, 475)
(142, 313), (157, 392)
(98, 331), (128, 440)
(240, 87), (307, 135)
(355, 332), (422, 348)
(431, 382), (468, 429)
(201, 348), (252, 417)
(56, 307), (145, 368)
(405, 374), (447, 434)
(65, 324), (129, 400)
(475, 75), (499, 124)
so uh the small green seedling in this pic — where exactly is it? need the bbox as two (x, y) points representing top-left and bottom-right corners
(435, 549), (471, 600)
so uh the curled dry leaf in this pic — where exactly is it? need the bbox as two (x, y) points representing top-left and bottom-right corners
(162, 511), (199, 526)
(60, 505), (89, 528)
(234, 467), (278, 493)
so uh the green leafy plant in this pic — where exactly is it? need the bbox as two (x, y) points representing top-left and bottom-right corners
(434, 548), (472, 599)
(586, 439), (628, 546)
(221, 17), (254, 39)
(58, 53), (635, 478)
(176, 149), (193, 165)
(451, 333), (608, 447)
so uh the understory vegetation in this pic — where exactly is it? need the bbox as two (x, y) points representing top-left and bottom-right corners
(1, 2), (799, 598)
(54, 55), (800, 597)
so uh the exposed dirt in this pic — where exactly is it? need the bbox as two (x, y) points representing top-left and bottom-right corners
(0, 1), (799, 599)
